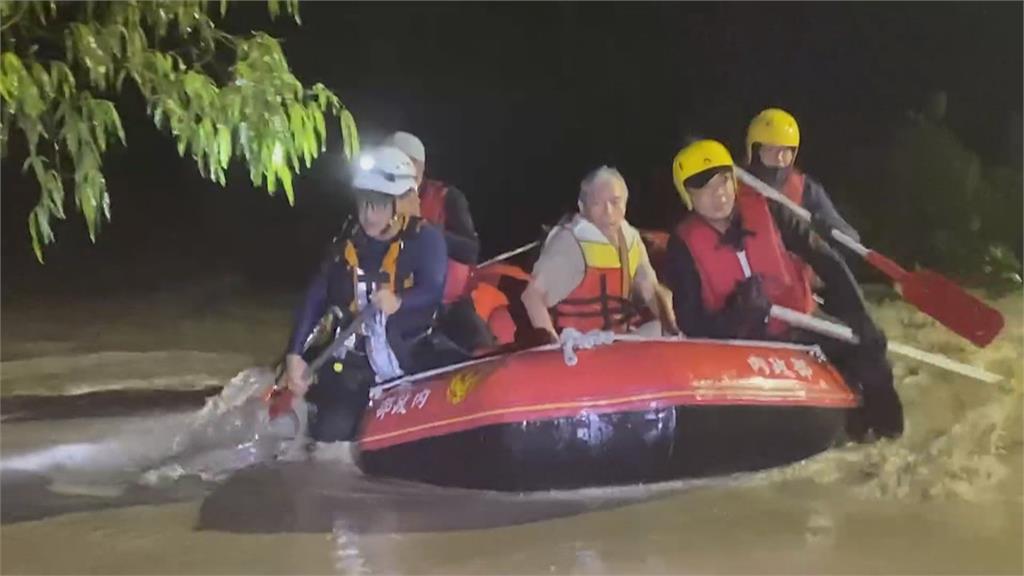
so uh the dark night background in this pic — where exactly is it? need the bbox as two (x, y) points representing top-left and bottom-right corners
(2, 2), (1021, 300)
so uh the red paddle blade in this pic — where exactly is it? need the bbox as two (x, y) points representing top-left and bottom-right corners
(900, 269), (1005, 347)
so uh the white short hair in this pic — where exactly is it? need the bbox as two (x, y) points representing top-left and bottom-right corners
(579, 165), (628, 204)
(385, 131), (426, 164)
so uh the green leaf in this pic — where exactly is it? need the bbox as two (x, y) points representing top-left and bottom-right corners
(29, 205), (55, 263)
(1, 106), (11, 154)
(220, 0), (228, 17)
(340, 108), (359, 159)
(107, 104), (126, 145)
(288, 102), (305, 145)
(22, 154), (45, 175)
(36, 206), (54, 243)
(104, 23), (123, 59)
(302, 114), (314, 167)
(29, 212), (44, 263)
(46, 170), (66, 219)
(183, 71), (205, 102)
(217, 125), (231, 169)
(92, 114), (108, 153)
(0, 74), (10, 105)
(267, 0), (280, 20)
(279, 164), (294, 205)
(30, 62), (53, 100)
(152, 102), (165, 129)
(266, 166), (278, 194)
(312, 108), (326, 148)
(82, 187), (98, 240)
(63, 120), (80, 157)
(100, 184), (111, 220)
(50, 62), (76, 98)
(1, 53), (26, 106)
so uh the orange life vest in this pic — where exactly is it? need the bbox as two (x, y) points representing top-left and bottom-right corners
(419, 179), (472, 304)
(550, 216), (643, 334)
(676, 189), (814, 336)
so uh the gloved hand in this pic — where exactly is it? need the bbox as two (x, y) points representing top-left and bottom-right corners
(849, 314), (888, 354)
(519, 326), (559, 347)
(810, 211), (836, 242)
(727, 276), (772, 325)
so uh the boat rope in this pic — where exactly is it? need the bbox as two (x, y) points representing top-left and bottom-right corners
(559, 328), (617, 366)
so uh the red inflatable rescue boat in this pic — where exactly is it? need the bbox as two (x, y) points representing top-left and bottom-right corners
(355, 336), (857, 491)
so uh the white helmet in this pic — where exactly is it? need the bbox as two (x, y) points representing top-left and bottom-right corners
(385, 131), (426, 164)
(351, 146), (417, 197)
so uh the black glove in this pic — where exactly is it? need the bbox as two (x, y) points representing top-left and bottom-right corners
(518, 326), (559, 347)
(810, 211), (836, 242)
(850, 314), (887, 354)
(727, 276), (772, 325)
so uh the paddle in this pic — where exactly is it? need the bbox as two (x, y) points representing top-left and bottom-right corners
(768, 305), (1003, 384)
(266, 303), (378, 421)
(476, 221), (564, 269)
(477, 241), (541, 268)
(734, 166), (1005, 348)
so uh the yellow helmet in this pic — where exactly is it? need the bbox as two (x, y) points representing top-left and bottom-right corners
(672, 139), (735, 209)
(746, 108), (800, 162)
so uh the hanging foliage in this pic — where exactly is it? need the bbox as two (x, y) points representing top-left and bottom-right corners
(0, 0), (360, 262)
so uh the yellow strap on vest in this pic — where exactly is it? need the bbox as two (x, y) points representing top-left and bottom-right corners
(342, 217), (409, 311)
(381, 239), (401, 291)
(615, 229), (634, 298)
(578, 234), (641, 277)
(343, 241), (361, 313)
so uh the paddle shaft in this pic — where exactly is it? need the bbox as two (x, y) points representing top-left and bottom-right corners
(477, 241), (541, 268)
(302, 303), (378, 380)
(768, 305), (1002, 384)
(734, 166), (871, 257)
(734, 166), (1004, 347)
(735, 166), (1001, 281)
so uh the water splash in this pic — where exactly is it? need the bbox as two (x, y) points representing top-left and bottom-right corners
(139, 367), (305, 484)
(755, 293), (1023, 504)
(332, 520), (373, 575)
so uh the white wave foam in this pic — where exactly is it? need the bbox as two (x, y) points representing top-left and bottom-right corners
(751, 293), (1023, 503)
(1, 350), (255, 396)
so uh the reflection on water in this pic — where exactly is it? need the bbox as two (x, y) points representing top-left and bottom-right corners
(1, 293), (1021, 574)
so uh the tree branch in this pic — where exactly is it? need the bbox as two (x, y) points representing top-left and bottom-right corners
(0, 2), (29, 33)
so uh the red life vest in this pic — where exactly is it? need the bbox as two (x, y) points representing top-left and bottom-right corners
(775, 168), (816, 291)
(418, 179), (449, 226)
(550, 217), (643, 334)
(422, 179), (518, 345)
(676, 189), (814, 336)
(782, 168), (806, 205)
(419, 179), (472, 304)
